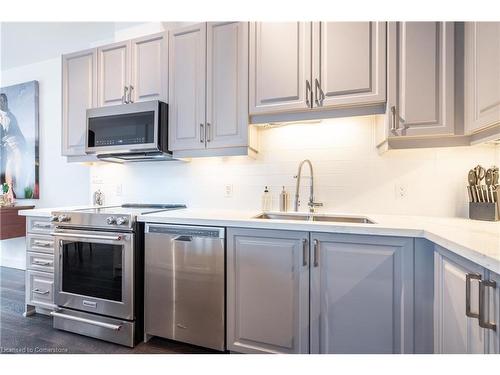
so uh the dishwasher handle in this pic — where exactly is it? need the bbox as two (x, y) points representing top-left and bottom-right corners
(145, 224), (225, 239)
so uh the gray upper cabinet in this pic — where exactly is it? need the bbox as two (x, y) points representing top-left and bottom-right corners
(465, 22), (500, 135)
(168, 23), (207, 152)
(206, 22), (249, 151)
(61, 48), (97, 156)
(310, 233), (414, 354)
(434, 247), (488, 353)
(249, 22), (312, 115)
(227, 228), (310, 354)
(387, 22), (455, 138)
(98, 41), (130, 107)
(169, 22), (256, 157)
(130, 32), (168, 103)
(312, 22), (386, 109)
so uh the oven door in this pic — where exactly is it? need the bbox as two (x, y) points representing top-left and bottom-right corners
(53, 228), (134, 320)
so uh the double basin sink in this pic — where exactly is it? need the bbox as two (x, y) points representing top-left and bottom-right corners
(254, 213), (375, 224)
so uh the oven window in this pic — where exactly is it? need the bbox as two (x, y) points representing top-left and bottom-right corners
(88, 111), (155, 148)
(62, 241), (123, 302)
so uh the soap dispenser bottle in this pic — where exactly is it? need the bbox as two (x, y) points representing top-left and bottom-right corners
(261, 186), (272, 211)
(279, 186), (289, 212)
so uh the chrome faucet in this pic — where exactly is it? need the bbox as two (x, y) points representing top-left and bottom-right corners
(294, 159), (323, 213)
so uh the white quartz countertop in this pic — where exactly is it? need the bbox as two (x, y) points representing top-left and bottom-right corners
(18, 206), (500, 275)
(138, 209), (500, 275)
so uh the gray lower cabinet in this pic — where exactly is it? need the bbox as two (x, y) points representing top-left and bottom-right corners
(434, 247), (491, 353)
(310, 233), (414, 354)
(226, 228), (310, 354)
(25, 216), (56, 316)
(227, 228), (415, 354)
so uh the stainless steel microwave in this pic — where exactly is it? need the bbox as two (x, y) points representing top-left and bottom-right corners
(85, 100), (173, 162)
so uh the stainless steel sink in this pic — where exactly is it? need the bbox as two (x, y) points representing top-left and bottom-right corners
(254, 213), (375, 224)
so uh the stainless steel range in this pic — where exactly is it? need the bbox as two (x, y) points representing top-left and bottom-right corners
(50, 204), (186, 347)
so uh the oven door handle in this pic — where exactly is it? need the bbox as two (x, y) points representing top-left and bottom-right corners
(51, 232), (124, 241)
(50, 311), (122, 331)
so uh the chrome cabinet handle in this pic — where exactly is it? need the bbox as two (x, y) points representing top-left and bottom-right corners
(34, 223), (52, 229)
(466, 273), (482, 319)
(33, 240), (52, 247)
(200, 123), (205, 143)
(479, 279), (497, 331)
(302, 238), (308, 266)
(314, 79), (325, 106)
(306, 80), (312, 108)
(206, 123), (211, 142)
(122, 86), (128, 104)
(32, 260), (53, 266)
(33, 288), (50, 295)
(313, 239), (319, 267)
(390, 106), (399, 131)
(128, 85), (134, 103)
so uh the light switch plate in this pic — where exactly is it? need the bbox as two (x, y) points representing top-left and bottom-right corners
(224, 184), (233, 198)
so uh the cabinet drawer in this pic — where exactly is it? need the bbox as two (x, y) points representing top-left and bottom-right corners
(26, 270), (55, 309)
(27, 234), (54, 254)
(27, 217), (54, 235)
(27, 252), (54, 273)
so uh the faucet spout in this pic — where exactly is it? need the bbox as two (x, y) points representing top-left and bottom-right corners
(294, 159), (322, 213)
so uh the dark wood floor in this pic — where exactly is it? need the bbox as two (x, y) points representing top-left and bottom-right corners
(0, 267), (218, 354)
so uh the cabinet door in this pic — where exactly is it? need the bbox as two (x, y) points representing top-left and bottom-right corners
(227, 228), (309, 354)
(388, 22), (455, 137)
(249, 22), (312, 115)
(206, 22), (249, 149)
(486, 271), (499, 354)
(168, 23), (207, 151)
(98, 41), (130, 107)
(61, 48), (97, 156)
(312, 22), (386, 108)
(465, 22), (500, 134)
(310, 234), (414, 354)
(130, 32), (168, 103)
(434, 248), (487, 353)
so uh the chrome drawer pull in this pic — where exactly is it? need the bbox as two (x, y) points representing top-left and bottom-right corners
(479, 279), (497, 331)
(32, 260), (52, 266)
(34, 223), (52, 229)
(33, 240), (52, 247)
(50, 311), (122, 331)
(466, 273), (482, 319)
(33, 288), (50, 295)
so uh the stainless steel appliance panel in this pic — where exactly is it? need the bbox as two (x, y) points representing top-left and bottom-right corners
(53, 228), (135, 320)
(145, 224), (225, 351)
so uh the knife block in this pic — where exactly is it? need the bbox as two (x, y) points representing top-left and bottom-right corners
(469, 202), (500, 221)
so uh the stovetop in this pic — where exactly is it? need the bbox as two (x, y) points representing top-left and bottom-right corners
(52, 204), (187, 230)
(74, 204), (187, 215)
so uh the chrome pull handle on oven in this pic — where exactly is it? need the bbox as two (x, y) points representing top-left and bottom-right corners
(33, 288), (50, 295)
(51, 232), (123, 241)
(479, 279), (497, 331)
(466, 273), (482, 319)
(302, 238), (308, 267)
(50, 311), (122, 331)
(200, 123), (205, 143)
(122, 86), (129, 104)
(313, 239), (319, 267)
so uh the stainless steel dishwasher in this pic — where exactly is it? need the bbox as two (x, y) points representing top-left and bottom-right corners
(144, 224), (225, 351)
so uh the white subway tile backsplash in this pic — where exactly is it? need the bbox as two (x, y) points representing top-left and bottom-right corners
(90, 116), (499, 217)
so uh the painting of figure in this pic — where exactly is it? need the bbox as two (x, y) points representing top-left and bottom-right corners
(0, 81), (39, 199)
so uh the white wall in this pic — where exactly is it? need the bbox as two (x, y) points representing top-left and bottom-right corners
(90, 116), (499, 218)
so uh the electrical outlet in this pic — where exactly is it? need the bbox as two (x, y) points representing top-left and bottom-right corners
(116, 184), (123, 197)
(395, 184), (407, 199)
(224, 184), (233, 198)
